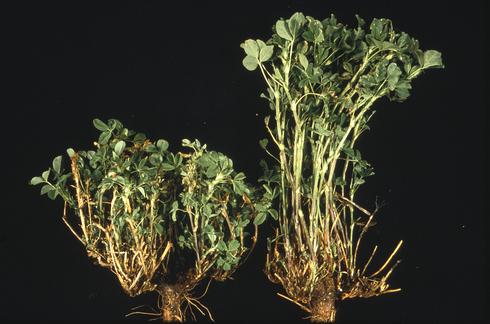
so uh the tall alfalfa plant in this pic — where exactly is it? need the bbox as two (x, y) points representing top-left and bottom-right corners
(241, 12), (443, 321)
(30, 119), (272, 321)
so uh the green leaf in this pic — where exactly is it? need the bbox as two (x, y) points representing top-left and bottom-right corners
(133, 133), (146, 143)
(242, 55), (258, 71)
(239, 219), (250, 227)
(241, 39), (259, 58)
(268, 209), (279, 220)
(369, 18), (387, 41)
(156, 139), (169, 152)
(354, 178), (365, 185)
(288, 12), (306, 35)
(99, 131), (111, 145)
(355, 14), (365, 27)
(206, 166), (218, 178)
(217, 258), (225, 267)
(66, 148), (75, 158)
(259, 138), (268, 150)
(276, 20), (293, 41)
(203, 224), (214, 234)
(387, 63), (402, 91)
(254, 212), (267, 225)
(40, 184), (52, 195)
(107, 119), (122, 131)
(42, 170), (50, 181)
(93, 118), (109, 131)
(161, 163), (175, 171)
(137, 187), (146, 198)
(177, 235), (185, 248)
(217, 240), (227, 251)
(30, 177), (44, 185)
(208, 231), (217, 243)
(312, 122), (333, 136)
(394, 80), (412, 101)
(259, 45), (274, 62)
(228, 239), (240, 252)
(256, 39), (267, 49)
(335, 177), (346, 186)
(298, 53), (308, 70)
(149, 153), (162, 166)
(423, 50), (444, 69)
(145, 144), (159, 153)
(155, 223), (164, 235)
(173, 154), (183, 168)
(52, 156), (62, 174)
(234, 172), (246, 182)
(342, 146), (356, 159)
(114, 140), (126, 156)
(223, 262), (231, 271)
(47, 189), (58, 200)
(181, 138), (192, 146)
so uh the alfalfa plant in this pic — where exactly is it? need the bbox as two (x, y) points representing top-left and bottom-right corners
(241, 12), (443, 321)
(30, 118), (273, 321)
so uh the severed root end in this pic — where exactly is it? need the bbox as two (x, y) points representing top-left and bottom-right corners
(310, 297), (336, 322)
(310, 276), (337, 322)
(160, 284), (183, 322)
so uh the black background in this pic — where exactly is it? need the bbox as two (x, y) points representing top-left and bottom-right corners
(2, 0), (487, 322)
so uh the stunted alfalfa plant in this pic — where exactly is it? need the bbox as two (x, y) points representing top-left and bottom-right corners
(30, 119), (272, 321)
(241, 12), (443, 321)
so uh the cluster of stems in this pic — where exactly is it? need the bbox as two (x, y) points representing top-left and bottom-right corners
(259, 47), (403, 321)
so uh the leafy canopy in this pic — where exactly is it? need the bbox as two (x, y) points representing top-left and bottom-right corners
(30, 118), (271, 297)
(241, 12), (443, 317)
(241, 13), (443, 102)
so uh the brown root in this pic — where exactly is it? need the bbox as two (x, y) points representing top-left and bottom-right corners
(160, 284), (184, 322)
(310, 275), (337, 323)
(158, 275), (215, 322)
